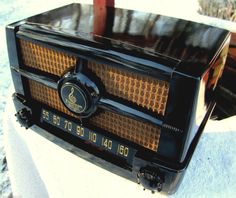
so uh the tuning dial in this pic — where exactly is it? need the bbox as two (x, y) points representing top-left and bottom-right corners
(58, 71), (100, 118)
(137, 166), (164, 193)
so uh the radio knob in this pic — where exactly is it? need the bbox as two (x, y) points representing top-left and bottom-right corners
(137, 167), (164, 193)
(58, 72), (100, 118)
(15, 108), (32, 129)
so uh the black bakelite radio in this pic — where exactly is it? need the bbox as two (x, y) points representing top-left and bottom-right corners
(6, 3), (230, 194)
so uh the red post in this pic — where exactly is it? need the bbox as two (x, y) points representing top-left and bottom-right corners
(93, 0), (114, 35)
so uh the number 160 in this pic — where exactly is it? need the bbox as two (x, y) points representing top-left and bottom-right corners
(117, 145), (129, 157)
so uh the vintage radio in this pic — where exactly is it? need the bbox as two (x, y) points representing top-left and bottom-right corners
(6, 3), (230, 194)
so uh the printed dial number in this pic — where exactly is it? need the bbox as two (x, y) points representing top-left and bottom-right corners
(53, 115), (60, 126)
(64, 120), (72, 132)
(102, 138), (112, 150)
(76, 125), (84, 137)
(117, 144), (129, 157)
(42, 110), (49, 120)
(89, 131), (97, 143)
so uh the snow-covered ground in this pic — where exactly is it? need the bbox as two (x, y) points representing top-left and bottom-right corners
(0, 1), (78, 196)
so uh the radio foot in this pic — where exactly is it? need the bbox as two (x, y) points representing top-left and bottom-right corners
(15, 108), (32, 129)
(137, 166), (164, 193)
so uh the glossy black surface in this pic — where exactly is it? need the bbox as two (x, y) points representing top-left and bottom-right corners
(6, 3), (230, 194)
(6, 24), (25, 96)
(58, 71), (100, 117)
(20, 3), (229, 77)
(16, 30), (172, 81)
(13, 66), (163, 127)
(98, 98), (162, 126)
(12, 67), (58, 89)
(7, 1), (228, 162)
(12, 93), (215, 194)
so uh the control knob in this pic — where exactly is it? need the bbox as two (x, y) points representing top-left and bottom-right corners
(137, 166), (164, 193)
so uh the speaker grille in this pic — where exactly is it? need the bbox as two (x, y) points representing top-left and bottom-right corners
(28, 80), (79, 118)
(19, 39), (77, 76)
(28, 80), (161, 151)
(19, 39), (169, 116)
(88, 62), (169, 115)
(89, 111), (160, 151)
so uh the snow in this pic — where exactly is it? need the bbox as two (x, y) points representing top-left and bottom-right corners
(0, 0), (81, 196)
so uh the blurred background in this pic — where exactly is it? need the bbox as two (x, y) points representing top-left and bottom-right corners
(0, 0), (236, 197)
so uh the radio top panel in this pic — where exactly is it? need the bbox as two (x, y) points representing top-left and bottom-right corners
(15, 3), (230, 77)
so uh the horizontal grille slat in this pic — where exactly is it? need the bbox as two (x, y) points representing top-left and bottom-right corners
(28, 80), (161, 151)
(19, 39), (169, 116)
(89, 111), (160, 151)
(28, 80), (79, 118)
(87, 62), (169, 115)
